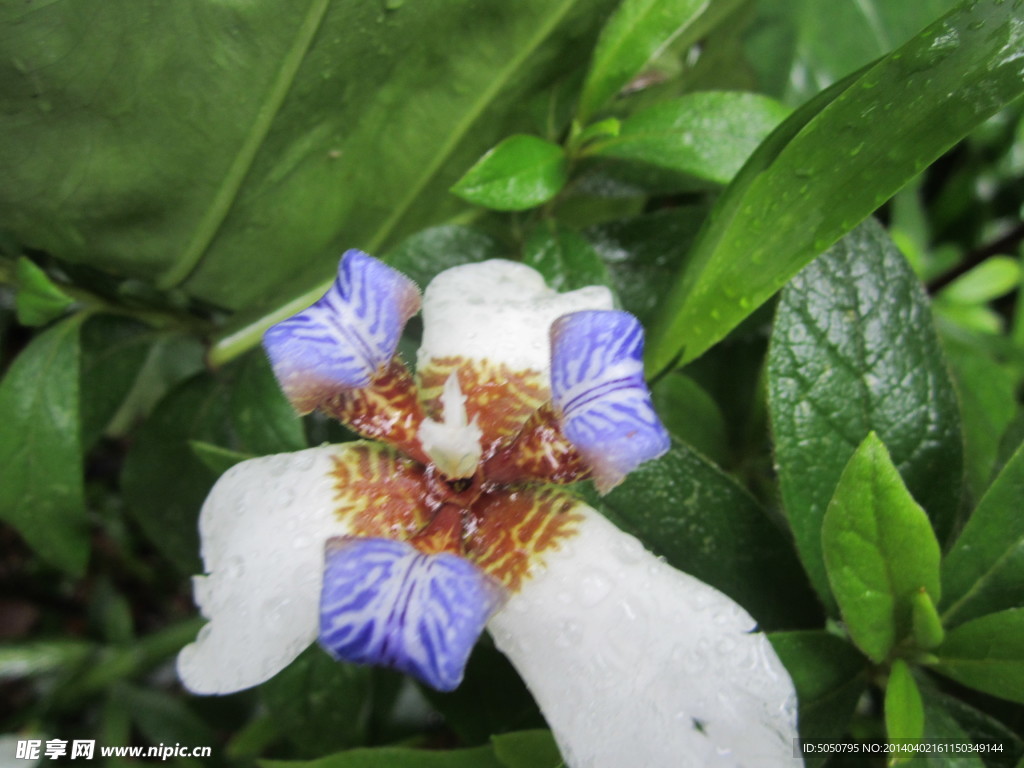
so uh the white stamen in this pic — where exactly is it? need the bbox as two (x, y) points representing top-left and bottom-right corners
(417, 374), (483, 479)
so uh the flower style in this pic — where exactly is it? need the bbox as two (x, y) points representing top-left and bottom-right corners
(177, 250), (798, 767)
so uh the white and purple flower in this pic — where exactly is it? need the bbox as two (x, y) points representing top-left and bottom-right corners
(177, 250), (798, 767)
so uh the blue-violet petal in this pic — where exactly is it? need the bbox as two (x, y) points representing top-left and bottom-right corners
(319, 537), (505, 691)
(550, 310), (670, 493)
(263, 250), (420, 413)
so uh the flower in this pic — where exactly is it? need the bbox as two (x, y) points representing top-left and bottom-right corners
(177, 250), (798, 767)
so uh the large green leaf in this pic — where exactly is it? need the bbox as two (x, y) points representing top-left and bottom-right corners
(588, 440), (817, 629)
(585, 91), (790, 185)
(0, 0), (616, 313)
(768, 631), (866, 767)
(767, 221), (962, 610)
(934, 608), (1024, 705)
(822, 433), (942, 663)
(576, 0), (708, 121)
(0, 313), (88, 574)
(751, 0), (962, 104)
(647, 0), (1024, 372)
(942, 439), (1024, 627)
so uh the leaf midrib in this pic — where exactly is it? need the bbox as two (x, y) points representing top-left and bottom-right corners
(157, 0), (332, 289)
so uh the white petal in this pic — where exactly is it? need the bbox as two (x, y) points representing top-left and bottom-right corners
(418, 260), (613, 376)
(177, 446), (351, 695)
(488, 506), (798, 768)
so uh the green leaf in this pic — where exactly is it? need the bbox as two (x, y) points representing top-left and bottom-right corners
(586, 92), (790, 185)
(523, 224), (612, 292)
(0, 314), (88, 574)
(920, 687), (987, 768)
(932, 692), (1024, 768)
(821, 433), (942, 663)
(939, 257), (1021, 305)
(261, 647), (371, 758)
(492, 730), (562, 768)
(577, 0), (708, 121)
(650, 372), (728, 465)
(934, 608), (1024, 705)
(911, 589), (945, 651)
(451, 135), (567, 211)
(768, 631), (866, 766)
(189, 441), (253, 476)
(261, 745), (503, 768)
(79, 315), (156, 450)
(768, 221), (962, 610)
(14, 257), (74, 326)
(589, 440), (817, 629)
(2, 0), (617, 312)
(114, 684), (218, 760)
(648, 0), (1024, 372)
(941, 329), (1019, 502)
(0, 640), (92, 681)
(754, 0), (963, 105)
(121, 351), (305, 572)
(942, 439), (1024, 627)
(885, 659), (925, 742)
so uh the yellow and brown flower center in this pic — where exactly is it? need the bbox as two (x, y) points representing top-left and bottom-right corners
(328, 357), (588, 592)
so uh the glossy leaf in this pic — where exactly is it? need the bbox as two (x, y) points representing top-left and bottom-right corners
(768, 631), (866, 766)
(942, 439), (1024, 627)
(586, 92), (790, 185)
(0, 314), (88, 574)
(822, 433), (942, 662)
(0, 0), (616, 313)
(492, 730), (562, 768)
(577, 0), (708, 121)
(523, 224), (612, 292)
(753, 0), (962, 104)
(648, 0), (1024, 372)
(14, 258), (74, 327)
(768, 221), (962, 610)
(450, 135), (567, 211)
(588, 440), (817, 629)
(934, 609), (1024, 705)
(885, 659), (924, 742)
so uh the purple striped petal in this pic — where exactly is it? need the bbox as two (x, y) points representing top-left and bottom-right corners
(263, 250), (421, 413)
(550, 310), (670, 493)
(319, 537), (506, 691)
